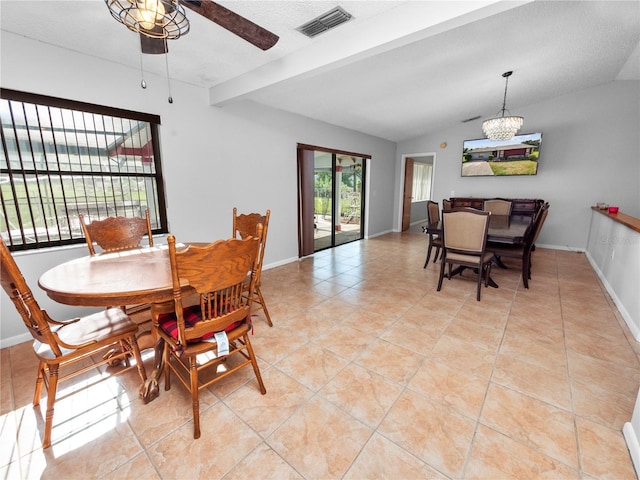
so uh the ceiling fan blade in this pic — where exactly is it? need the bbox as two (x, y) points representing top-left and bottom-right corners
(182, 0), (279, 51)
(140, 35), (169, 54)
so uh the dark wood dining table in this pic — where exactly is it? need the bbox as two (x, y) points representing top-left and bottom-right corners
(423, 214), (533, 287)
(423, 214), (532, 245)
(38, 244), (193, 403)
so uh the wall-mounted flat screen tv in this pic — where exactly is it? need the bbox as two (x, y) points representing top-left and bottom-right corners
(461, 132), (542, 177)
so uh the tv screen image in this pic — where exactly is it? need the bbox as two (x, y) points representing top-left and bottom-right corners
(461, 132), (542, 177)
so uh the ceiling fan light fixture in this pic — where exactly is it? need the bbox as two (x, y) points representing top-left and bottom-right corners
(482, 71), (523, 141)
(105, 0), (190, 40)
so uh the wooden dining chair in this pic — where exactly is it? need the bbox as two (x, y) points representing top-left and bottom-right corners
(483, 198), (513, 215)
(78, 209), (153, 255)
(79, 209), (155, 325)
(232, 208), (273, 327)
(0, 237), (147, 448)
(488, 203), (549, 288)
(443, 199), (452, 210)
(151, 233), (266, 439)
(437, 208), (494, 301)
(423, 200), (443, 267)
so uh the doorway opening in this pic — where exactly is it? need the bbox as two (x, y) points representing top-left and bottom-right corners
(400, 153), (436, 232)
(297, 144), (369, 256)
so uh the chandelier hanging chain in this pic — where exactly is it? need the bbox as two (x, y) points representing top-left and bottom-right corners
(499, 71), (512, 117)
(482, 70), (523, 141)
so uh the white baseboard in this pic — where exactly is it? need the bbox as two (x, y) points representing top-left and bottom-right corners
(585, 251), (640, 342)
(0, 332), (31, 349)
(623, 422), (640, 478)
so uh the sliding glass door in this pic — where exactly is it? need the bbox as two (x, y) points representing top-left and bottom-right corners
(297, 145), (368, 256)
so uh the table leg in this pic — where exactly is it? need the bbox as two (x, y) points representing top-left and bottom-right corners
(139, 337), (164, 403)
(448, 266), (498, 288)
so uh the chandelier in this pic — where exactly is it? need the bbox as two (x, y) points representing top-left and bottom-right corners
(482, 71), (523, 141)
(105, 0), (190, 39)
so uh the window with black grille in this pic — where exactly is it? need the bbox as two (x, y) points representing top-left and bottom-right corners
(0, 89), (168, 251)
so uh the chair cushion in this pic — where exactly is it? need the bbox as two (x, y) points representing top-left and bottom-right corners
(158, 304), (242, 343)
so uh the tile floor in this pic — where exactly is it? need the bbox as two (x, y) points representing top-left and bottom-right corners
(2, 226), (639, 479)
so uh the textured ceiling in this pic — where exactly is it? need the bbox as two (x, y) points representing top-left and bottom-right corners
(1, 0), (639, 141)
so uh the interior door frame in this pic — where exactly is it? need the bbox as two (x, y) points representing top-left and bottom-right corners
(398, 152), (437, 232)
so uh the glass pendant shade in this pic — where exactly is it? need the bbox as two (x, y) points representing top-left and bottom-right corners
(482, 115), (524, 141)
(483, 71), (523, 141)
(105, 0), (190, 39)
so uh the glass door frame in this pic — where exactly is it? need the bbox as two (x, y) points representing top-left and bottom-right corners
(297, 144), (369, 257)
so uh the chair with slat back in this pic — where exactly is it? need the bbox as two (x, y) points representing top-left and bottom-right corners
(437, 208), (494, 301)
(0, 237), (147, 448)
(79, 209), (153, 255)
(488, 202), (549, 288)
(151, 233), (266, 439)
(232, 208), (273, 327)
(79, 209), (154, 325)
(423, 200), (443, 267)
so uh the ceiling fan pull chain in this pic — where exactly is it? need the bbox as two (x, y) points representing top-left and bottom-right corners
(165, 53), (173, 104)
(139, 49), (147, 89)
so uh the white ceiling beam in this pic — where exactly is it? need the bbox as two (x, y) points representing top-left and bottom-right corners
(208, 1), (532, 106)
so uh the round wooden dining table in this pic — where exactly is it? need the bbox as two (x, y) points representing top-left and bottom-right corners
(38, 244), (193, 403)
(38, 245), (188, 307)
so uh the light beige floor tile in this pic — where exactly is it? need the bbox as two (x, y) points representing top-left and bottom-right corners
(275, 342), (348, 391)
(408, 358), (489, 420)
(353, 338), (425, 384)
(146, 402), (262, 479)
(576, 417), (637, 480)
(319, 363), (404, 428)
(429, 334), (497, 379)
(268, 395), (372, 479)
(492, 353), (572, 411)
(480, 384), (578, 468)
(224, 442), (303, 480)
(343, 432), (449, 480)
(225, 367), (313, 437)
(465, 424), (580, 479)
(378, 389), (476, 478)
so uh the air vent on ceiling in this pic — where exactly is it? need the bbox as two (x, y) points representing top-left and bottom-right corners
(296, 6), (353, 38)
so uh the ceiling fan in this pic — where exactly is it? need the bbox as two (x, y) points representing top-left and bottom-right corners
(107, 0), (279, 54)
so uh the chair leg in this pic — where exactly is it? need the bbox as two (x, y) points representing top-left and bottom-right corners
(190, 357), (201, 439)
(255, 285), (273, 327)
(436, 259), (446, 291)
(163, 342), (171, 391)
(42, 363), (60, 449)
(476, 267), (483, 301)
(423, 244), (433, 268)
(245, 333), (267, 395)
(522, 254), (531, 288)
(33, 361), (46, 407)
(433, 247), (441, 263)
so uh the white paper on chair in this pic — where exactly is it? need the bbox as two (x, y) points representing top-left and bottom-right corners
(214, 331), (229, 356)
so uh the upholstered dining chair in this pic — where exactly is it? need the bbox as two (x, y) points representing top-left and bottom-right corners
(0, 237), (147, 448)
(423, 200), (443, 267)
(79, 209), (155, 325)
(437, 208), (494, 301)
(232, 208), (273, 327)
(488, 202), (549, 288)
(151, 233), (266, 439)
(483, 198), (513, 215)
(78, 209), (153, 255)
(443, 199), (452, 210)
